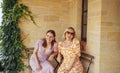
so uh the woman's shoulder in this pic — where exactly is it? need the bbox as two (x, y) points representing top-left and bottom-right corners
(73, 38), (80, 43)
(73, 38), (79, 41)
(36, 39), (44, 44)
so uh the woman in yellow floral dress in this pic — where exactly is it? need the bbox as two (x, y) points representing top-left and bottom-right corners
(57, 27), (83, 73)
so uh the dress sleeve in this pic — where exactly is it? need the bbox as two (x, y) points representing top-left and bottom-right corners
(34, 40), (39, 50)
(34, 40), (43, 50)
(72, 38), (81, 56)
(53, 42), (58, 53)
(65, 39), (80, 70)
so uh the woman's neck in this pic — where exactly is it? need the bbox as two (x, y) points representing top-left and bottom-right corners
(65, 39), (72, 42)
(47, 42), (51, 46)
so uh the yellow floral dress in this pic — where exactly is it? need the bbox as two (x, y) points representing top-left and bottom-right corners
(57, 39), (83, 73)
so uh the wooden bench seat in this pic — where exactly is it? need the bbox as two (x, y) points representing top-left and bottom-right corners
(26, 48), (94, 73)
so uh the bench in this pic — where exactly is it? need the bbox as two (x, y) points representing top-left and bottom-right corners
(26, 48), (94, 73)
(80, 51), (94, 73)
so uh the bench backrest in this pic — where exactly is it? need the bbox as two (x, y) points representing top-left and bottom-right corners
(80, 51), (94, 73)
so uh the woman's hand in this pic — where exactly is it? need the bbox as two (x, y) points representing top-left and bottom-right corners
(36, 64), (42, 71)
(48, 54), (54, 61)
(57, 53), (62, 63)
(64, 70), (69, 73)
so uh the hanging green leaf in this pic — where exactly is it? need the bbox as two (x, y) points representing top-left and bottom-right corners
(0, 0), (36, 73)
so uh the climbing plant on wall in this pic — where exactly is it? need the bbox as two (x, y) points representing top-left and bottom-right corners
(0, 0), (35, 73)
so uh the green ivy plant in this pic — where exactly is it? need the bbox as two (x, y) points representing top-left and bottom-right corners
(0, 0), (35, 73)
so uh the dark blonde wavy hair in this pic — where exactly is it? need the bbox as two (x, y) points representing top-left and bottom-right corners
(63, 27), (76, 40)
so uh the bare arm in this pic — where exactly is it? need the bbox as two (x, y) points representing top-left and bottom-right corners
(57, 52), (62, 63)
(48, 52), (58, 61)
(48, 42), (58, 61)
(51, 52), (58, 57)
(33, 48), (42, 70)
(57, 42), (62, 63)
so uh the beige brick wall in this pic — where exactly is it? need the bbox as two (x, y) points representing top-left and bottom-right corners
(87, 0), (101, 73)
(87, 0), (120, 73)
(19, 0), (82, 73)
(19, 0), (82, 47)
(100, 0), (120, 73)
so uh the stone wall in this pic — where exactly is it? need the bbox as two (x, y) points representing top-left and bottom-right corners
(87, 0), (120, 73)
(87, 0), (101, 73)
(100, 0), (120, 73)
(19, 0), (82, 48)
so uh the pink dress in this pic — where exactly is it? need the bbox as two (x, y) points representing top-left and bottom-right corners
(30, 40), (58, 73)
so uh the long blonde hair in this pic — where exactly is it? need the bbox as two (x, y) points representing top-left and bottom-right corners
(63, 27), (76, 40)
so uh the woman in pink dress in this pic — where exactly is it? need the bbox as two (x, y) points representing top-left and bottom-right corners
(30, 30), (58, 73)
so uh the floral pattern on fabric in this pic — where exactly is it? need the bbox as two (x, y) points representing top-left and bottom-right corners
(58, 39), (83, 73)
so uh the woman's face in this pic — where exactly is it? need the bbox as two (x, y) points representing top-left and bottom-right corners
(46, 32), (55, 43)
(65, 29), (74, 40)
